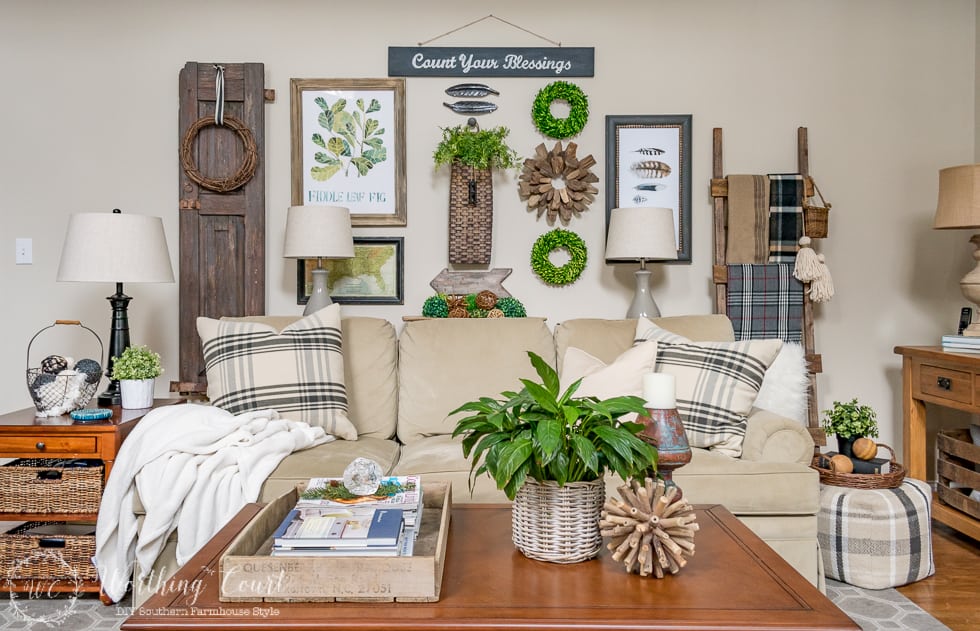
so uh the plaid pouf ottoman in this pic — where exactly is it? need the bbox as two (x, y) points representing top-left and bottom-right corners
(818, 478), (935, 589)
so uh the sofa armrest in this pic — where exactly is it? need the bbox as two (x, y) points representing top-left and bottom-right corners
(740, 408), (814, 465)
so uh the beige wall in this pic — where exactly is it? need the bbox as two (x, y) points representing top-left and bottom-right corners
(1, 0), (975, 454)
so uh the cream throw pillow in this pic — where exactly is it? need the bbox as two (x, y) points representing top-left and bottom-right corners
(559, 341), (659, 422)
(634, 318), (781, 457)
(197, 304), (358, 440)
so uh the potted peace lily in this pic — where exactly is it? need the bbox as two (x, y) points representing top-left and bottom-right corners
(821, 398), (879, 458)
(111, 345), (163, 409)
(451, 351), (656, 563)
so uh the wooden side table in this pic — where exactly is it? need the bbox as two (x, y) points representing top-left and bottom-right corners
(894, 345), (980, 540)
(0, 399), (173, 602)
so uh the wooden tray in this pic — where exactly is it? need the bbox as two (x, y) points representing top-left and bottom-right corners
(219, 481), (451, 603)
(937, 428), (980, 520)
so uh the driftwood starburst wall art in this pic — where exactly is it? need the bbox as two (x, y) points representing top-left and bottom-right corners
(519, 141), (598, 224)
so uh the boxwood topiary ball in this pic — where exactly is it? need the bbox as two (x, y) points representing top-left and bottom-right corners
(41, 355), (68, 374)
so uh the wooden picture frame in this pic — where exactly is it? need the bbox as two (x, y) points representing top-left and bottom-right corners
(297, 237), (404, 305)
(605, 115), (692, 263)
(290, 78), (407, 226)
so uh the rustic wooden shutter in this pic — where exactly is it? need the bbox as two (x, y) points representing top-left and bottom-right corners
(177, 62), (267, 389)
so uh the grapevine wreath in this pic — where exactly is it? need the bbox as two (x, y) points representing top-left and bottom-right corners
(531, 81), (589, 139)
(531, 229), (588, 286)
(180, 115), (258, 193)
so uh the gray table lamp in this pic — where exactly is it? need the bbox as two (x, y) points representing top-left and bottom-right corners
(284, 205), (354, 315)
(57, 209), (175, 405)
(934, 164), (980, 335)
(605, 207), (678, 318)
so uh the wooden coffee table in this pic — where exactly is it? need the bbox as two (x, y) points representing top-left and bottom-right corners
(123, 503), (857, 630)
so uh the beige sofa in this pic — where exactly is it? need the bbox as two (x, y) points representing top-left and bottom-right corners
(136, 314), (819, 603)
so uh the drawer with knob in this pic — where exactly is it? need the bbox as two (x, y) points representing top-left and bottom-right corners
(0, 435), (98, 457)
(918, 364), (973, 405)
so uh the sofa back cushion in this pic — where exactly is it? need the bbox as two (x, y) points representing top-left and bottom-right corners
(397, 318), (555, 444)
(216, 313), (398, 439)
(554, 315), (735, 365)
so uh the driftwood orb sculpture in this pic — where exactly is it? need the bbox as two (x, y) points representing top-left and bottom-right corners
(600, 477), (698, 578)
(518, 141), (598, 224)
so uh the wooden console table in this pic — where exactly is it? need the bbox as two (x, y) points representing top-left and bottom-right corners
(895, 345), (980, 540)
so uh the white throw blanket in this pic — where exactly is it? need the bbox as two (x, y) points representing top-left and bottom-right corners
(94, 403), (331, 602)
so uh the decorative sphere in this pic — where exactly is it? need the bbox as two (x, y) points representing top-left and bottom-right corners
(851, 437), (877, 460)
(31, 372), (56, 391)
(342, 457), (384, 496)
(41, 355), (68, 374)
(829, 454), (853, 474)
(74, 358), (103, 384)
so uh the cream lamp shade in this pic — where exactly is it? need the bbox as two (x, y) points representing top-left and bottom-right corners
(605, 207), (677, 318)
(284, 205), (354, 315)
(934, 164), (980, 336)
(57, 212), (174, 283)
(57, 209), (174, 405)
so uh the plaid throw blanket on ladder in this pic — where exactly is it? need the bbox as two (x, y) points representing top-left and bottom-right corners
(767, 173), (804, 263)
(726, 263), (803, 342)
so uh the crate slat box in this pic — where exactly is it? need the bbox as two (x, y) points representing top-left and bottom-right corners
(937, 428), (980, 520)
(219, 481), (451, 603)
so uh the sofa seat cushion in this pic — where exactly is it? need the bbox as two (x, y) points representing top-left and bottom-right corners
(258, 437), (401, 503)
(392, 434), (508, 503)
(669, 448), (818, 515)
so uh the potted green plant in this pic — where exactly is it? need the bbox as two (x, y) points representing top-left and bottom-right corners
(433, 124), (521, 265)
(821, 398), (879, 457)
(451, 351), (656, 563)
(111, 345), (163, 409)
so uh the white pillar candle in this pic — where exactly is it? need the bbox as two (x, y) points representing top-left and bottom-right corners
(643, 372), (676, 409)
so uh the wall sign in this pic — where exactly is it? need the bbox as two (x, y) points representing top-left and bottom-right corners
(388, 47), (594, 77)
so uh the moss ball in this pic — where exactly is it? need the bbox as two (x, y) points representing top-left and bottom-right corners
(422, 295), (449, 318)
(496, 297), (527, 318)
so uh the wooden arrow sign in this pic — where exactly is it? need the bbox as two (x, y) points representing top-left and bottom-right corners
(429, 268), (512, 297)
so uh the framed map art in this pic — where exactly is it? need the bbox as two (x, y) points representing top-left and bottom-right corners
(290, 78), (406, 226)
(296, 237), (404, 305)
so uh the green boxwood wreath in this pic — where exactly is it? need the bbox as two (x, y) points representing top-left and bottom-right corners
(531, 81), (589, 139)
(531, 229), (587, 286)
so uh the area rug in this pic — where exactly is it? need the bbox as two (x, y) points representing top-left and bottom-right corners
(0, 582), (952, 630)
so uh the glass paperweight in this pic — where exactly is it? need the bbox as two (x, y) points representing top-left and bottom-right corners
(342, 457), (384, 496)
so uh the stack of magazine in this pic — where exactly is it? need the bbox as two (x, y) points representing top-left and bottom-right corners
(941, 334), (980, 354)
(271, 475), (422, 557)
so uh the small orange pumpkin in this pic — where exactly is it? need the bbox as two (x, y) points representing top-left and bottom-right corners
(829, 454), (853, 474)
(852, 437), (877, 461)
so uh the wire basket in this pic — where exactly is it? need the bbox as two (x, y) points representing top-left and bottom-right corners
(25, 320), (104, 417)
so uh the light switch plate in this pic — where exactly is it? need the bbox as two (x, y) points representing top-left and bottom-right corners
(15, 238), (32, 265)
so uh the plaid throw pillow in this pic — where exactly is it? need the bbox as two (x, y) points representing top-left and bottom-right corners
(635, 319), (781, 457)
(197, 304), (358, 440)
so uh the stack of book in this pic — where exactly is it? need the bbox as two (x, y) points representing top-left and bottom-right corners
(941, 334), (980, 354)
(271, 475), (422, 557)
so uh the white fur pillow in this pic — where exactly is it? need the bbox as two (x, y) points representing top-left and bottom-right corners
(754, 342), (809, 423)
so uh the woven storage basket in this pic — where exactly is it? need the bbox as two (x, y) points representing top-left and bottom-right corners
(1, 522), (97, 581)
(448, 161), (493, 265)
(0, 459), (103, 513)
(803, 178), (831, 239)
(811, 443), (906, 489)
(512, 478), (604, 564)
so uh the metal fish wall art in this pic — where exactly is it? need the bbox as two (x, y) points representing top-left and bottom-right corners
(632, 195), (648, 204)
(634, 147), (665, 156)
(631, 160), (671, 178)
(445, 83), (500, 98)
(444, 101), (498, 114)
(634, 183), (666, 192)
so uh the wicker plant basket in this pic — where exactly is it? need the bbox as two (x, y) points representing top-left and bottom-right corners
(448, 161), (493, 265)
(0, 459), (103, 514)
(811, 443), (906, 489)
(512, 478), (605, 563)
(0, 522), (97, 581)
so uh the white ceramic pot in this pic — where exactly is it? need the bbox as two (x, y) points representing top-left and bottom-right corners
(120, 378), (155, 409)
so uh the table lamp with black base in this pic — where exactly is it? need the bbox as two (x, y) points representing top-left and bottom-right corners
(57, 209), (174, 406)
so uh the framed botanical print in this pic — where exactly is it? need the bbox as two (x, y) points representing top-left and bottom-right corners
(290, 78), (407, 226)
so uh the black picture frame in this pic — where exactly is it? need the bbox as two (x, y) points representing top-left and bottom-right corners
(297, 237), (404, 305)
(605, 115), (692, 263)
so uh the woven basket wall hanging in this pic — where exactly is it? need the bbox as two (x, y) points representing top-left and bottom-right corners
(449, 160), (493, 265)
